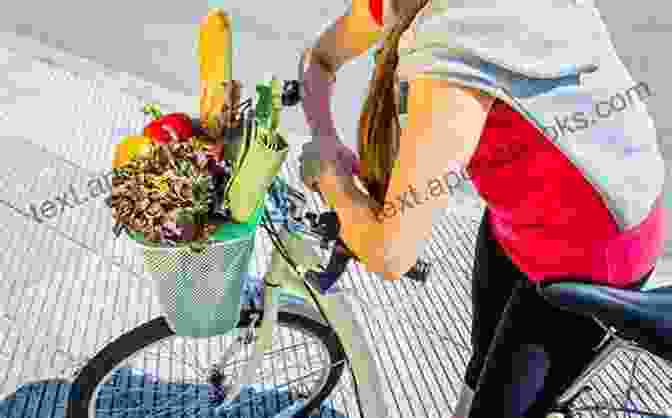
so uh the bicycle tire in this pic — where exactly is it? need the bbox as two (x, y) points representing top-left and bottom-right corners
(65, 309), (346, 418)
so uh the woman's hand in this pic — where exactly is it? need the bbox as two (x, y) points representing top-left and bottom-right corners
(299, 139), (359, 193)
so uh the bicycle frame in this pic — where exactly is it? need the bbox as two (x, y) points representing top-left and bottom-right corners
(553, 321), (625, 408)
(217, 223), (390, 418)
(551, 320), (668, 417)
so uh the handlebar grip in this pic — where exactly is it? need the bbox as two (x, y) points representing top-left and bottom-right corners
(405, 259), (431, 283)
(281, 80), (302, 106)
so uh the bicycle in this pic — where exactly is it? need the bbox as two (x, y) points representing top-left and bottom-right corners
(63, 78), (672, 418)
(65, 78), (430, 418)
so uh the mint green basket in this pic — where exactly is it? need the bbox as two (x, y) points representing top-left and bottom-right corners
(127, 200), (264, 338)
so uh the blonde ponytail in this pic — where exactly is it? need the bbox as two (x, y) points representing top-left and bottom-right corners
(357, 0), (430, 205)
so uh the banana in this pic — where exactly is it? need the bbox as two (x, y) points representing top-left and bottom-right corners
(199, 8), (235, 137)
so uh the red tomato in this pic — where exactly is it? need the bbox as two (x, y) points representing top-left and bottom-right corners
(143, 113), (194, 144)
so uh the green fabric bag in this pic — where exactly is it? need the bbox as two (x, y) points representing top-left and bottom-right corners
(225, 122), (288, 223)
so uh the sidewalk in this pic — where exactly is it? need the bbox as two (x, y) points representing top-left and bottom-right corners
(0, 32), (670, 418)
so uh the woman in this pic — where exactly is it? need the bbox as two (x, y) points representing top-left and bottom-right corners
(298, 0), (665, 417)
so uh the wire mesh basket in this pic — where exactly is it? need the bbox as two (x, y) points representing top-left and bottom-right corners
(127, 201), (264, 338)
(115, 79), (294, 338)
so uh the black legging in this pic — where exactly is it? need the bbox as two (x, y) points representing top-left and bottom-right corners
(465, 210), (652, 418)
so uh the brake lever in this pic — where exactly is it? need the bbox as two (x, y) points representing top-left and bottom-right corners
(305, 240), (353, 293)
(405, 259), (432, 283)
(317, 211), (340, 241)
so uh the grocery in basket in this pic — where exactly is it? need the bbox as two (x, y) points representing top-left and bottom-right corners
(107, 8), (289, 253)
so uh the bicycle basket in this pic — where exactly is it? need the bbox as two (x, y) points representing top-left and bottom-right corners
(127, 201), (264, 338)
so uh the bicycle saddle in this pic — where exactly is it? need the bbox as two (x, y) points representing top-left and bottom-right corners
(538, 281), (672, 361)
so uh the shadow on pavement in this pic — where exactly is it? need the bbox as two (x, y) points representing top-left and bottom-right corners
(0, 369), (349, 417)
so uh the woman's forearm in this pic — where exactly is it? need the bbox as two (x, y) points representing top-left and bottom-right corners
(318, 171), (388, 273)
(312, 6), (382, 74)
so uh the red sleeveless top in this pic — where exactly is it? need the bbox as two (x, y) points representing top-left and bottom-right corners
(468, 100), (663, 286)
(369, 0), (384, 26)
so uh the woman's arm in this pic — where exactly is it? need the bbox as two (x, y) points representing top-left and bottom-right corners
(318, 77), (495, 280)
(310, 0), (384, 74)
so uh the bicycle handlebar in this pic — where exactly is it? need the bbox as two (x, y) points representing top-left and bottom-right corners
(281, 79), (302, 107)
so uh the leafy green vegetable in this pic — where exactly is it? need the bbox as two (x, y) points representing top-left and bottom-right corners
(255, 83), (273, 127)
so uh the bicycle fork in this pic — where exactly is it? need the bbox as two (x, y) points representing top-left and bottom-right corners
(263, 227), (391, 417)
(210, 282), (280, 415)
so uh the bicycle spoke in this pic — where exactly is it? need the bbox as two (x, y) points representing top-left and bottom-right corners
(73, 310), (345, 418)
(182, 340), (207, 379)
(123, 351), (208, 380)
(100, 361), (343, 417)
(215, 363), (344, 414)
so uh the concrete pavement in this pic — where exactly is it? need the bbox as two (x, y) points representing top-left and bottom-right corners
(0, 0), (671, 415)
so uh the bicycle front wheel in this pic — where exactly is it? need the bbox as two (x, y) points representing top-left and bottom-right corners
(65, 308), (346, 417)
